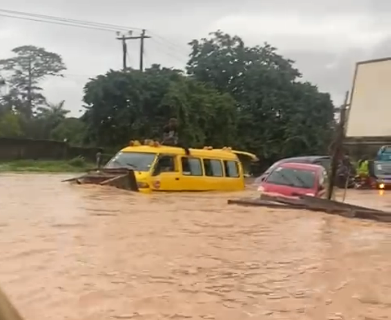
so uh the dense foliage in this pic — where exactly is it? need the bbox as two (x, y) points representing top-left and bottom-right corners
(0, 45), (84, 143)
(0, 31), (335, 162)
(82, 65), (237, 149)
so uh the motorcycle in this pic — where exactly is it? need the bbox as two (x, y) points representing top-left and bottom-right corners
(336, 164), (355, 189)
(353, 175), (375, 189)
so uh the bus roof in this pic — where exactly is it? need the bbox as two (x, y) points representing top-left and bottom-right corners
(120, 145), (239, 160)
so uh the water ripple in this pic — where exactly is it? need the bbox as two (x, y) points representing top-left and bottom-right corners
(0, 173), (390, 319)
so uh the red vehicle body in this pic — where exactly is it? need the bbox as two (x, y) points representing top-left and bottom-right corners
(257, 162), (328, 198)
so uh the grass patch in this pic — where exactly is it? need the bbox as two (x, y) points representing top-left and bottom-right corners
(0, 157), (94, 173)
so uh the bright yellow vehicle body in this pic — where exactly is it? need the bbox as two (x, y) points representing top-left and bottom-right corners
(104, 141), (257, 193)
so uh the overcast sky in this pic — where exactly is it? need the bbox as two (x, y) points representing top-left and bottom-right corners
(0, 0), (390, 116)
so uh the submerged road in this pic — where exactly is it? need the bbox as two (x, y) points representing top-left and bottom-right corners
(0, 173), (391, 320)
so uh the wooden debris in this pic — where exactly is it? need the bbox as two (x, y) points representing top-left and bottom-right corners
(62, 168), (139, 192)
(228, 193), (391, 223)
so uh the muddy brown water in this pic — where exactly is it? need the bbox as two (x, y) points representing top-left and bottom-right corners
(1, 174), (391, 320)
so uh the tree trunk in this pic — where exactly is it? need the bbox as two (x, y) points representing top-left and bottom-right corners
(27, 56), (32, 118)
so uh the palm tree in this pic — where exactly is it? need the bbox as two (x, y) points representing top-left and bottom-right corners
(37, 100), (70, 122)
(37, 100), (70, 138)
(37, 100), (69, 119)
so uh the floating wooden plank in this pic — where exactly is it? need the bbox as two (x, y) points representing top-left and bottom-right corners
(100, 174), (127, 186)
(227, 194), (391, 223)
(298, 195), (385, 213)
(61, 175), (86, 182)
(227, 198), (302, 209)
(260, 193), (306, 207)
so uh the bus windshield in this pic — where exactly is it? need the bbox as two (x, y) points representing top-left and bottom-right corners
(105, 152), (157, 171)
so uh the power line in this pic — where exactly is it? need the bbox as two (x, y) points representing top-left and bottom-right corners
(0, 8), (189, 55)
(147, 31), (189, 56)
(0, 12), (118, 32)
(150, 38), (188, 65)
(0, 8), (141, 32)
(0, 8), (190, 69)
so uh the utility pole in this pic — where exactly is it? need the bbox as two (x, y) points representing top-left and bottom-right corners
(115, 30), (150, 72)
(327, 91), (349, 200)
(116, 31), (133, 71)
(139, 29), (150, 72)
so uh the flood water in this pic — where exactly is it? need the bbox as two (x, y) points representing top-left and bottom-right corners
(1, 174), (391, 320)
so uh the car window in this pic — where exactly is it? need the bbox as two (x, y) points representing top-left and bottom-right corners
(265, 166), (316, 189)
(314, 158), (331, 170)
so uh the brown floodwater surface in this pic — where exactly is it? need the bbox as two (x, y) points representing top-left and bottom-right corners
(1, 174), (391, 320)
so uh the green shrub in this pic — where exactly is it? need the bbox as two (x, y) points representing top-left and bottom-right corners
(68, 156), (86, 167)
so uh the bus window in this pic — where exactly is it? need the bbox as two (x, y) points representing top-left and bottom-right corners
(181, 157), (203, 176)
(224, 160), (239, 177)
(203, 159), (223, 177)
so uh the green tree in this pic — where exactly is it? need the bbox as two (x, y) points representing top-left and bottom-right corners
(82, 65), (237, 148)
(32, 100), (70, 139)
(0, 111), (22, 137)
(0, 45), (66, 118)
(187, 30), (334, 158)
(37, 100), (69, 121)
(50, 117), (86, 144)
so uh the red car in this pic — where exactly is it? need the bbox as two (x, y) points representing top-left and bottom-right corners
(257, 162), (328, 198)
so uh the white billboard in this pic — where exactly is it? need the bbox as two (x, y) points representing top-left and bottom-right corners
(346, 58), (391, 137)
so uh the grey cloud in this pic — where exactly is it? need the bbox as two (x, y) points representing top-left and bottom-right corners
(1, 0), (391, 113)
(287, 49), (366, 104)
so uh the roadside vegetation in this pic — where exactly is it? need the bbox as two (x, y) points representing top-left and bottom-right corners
(0, 157), (93, 173)
(0, 31), (336, 167)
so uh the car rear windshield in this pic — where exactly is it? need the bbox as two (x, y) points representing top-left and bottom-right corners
(105, 152), (157, 171)
(265, 166), (316, 189)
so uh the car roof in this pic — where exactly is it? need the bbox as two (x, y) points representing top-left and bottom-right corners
(277, 155), (330, 163)
(279, 162), (323, 170)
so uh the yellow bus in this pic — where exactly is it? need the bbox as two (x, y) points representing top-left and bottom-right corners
(104, 140), (257, 192)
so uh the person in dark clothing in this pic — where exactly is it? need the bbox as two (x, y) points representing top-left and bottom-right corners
(162, 118), (179, 146)
(161, 118), (190, 155)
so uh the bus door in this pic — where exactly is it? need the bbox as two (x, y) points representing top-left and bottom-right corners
(150, 154), (182, 191)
